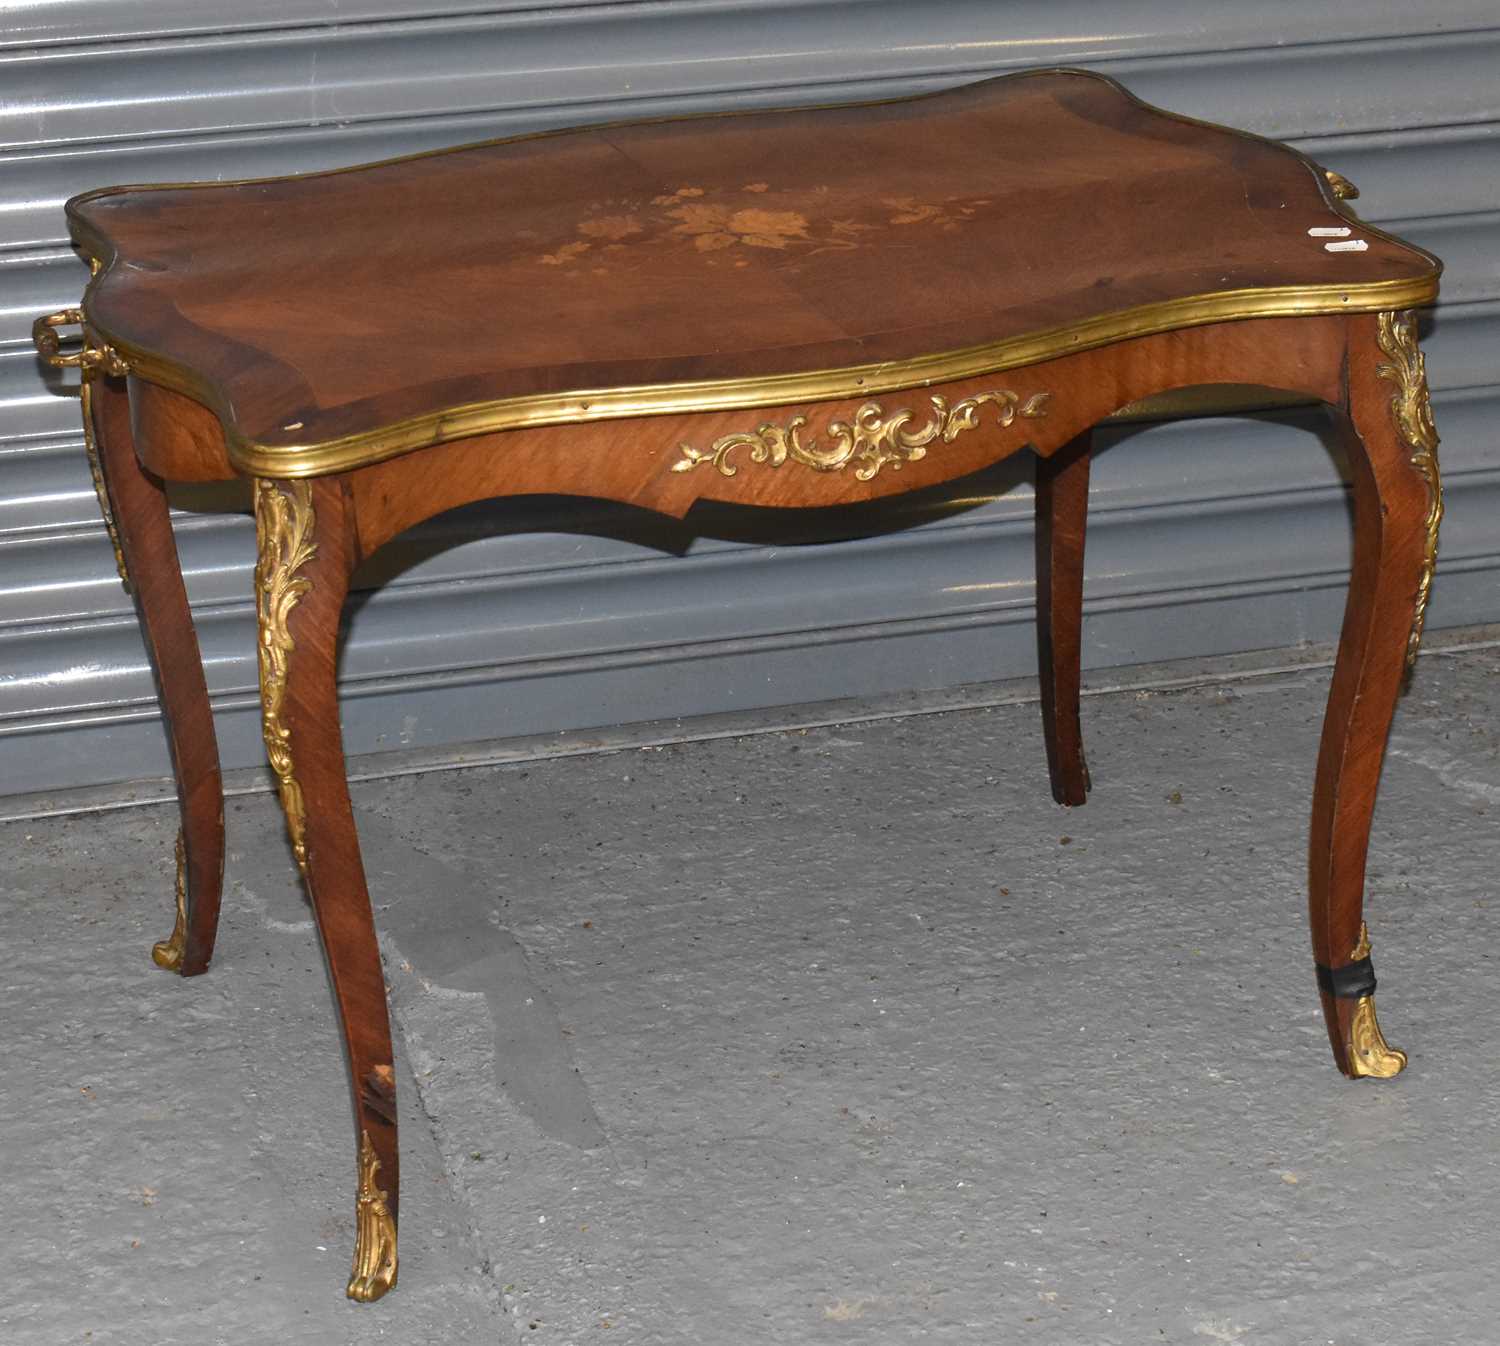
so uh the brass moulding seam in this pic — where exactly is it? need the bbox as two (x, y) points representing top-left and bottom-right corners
(1374, 309), (1443, 674)
(254, 479), (316, 873)
(347, 1131), (398, 1302)
(99, 273), (1438, 481)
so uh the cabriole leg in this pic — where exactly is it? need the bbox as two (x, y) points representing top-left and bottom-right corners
(1035, 429), (1092, 806)
(1309, 310), (1442, 1078)
(88, 373), (225, 975)
(254, 474), (399, 1300)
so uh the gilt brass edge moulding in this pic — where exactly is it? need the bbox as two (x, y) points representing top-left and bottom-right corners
(1373, 309), (1443, 673)
(86, 273), (1438, 481)
(254, 479), (317, 873)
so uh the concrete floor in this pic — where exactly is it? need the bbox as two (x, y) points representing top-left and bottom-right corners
(7, 642), (1500, 1345)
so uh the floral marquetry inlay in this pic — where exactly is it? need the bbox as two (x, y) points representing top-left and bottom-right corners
(537, 182), (994, 267)
(672, 390), (1051, 482)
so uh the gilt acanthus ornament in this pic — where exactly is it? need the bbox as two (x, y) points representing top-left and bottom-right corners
(672, 390), (1050, 481)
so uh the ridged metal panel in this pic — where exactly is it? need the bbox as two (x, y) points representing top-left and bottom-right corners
(1, 2), (1496, 794)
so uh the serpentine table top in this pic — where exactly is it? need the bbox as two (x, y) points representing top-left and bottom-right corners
(38, 68), (1443, 1306)
(66, 68), (1435, 480)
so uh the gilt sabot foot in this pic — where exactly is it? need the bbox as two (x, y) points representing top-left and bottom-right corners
(1347, 993), (1407, 1079)
(1318, 922), (1407, 1080)
(150, 830), (189, 973)
(347, 1131), (399, 1302)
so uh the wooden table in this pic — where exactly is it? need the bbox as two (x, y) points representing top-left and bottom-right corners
(34, 69), (1442, 1303)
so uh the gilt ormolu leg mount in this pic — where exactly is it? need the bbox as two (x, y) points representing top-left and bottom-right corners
(33, 305), (226, 976)
(1035, 429), (1092, 806)
(254, 475), (399, 1301)
(1308, 310), (1442, 1079)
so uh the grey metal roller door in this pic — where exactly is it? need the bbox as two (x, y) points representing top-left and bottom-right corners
(3, 1), (1497, 796)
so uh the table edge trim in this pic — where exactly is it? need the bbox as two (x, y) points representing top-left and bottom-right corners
(106, 274), (1436, 478)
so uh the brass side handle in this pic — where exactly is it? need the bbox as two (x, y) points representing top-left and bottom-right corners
(1323, 167), (1359, 201)
(33, 304), (134, 590)
(32, 307), (128, 376)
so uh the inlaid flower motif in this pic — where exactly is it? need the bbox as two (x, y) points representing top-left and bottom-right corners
(535, 184), (992, 265)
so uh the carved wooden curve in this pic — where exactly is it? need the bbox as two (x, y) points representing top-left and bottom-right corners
(37, 68), (1442, 1303)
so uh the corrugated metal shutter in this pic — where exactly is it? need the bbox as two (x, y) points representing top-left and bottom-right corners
(4, 1), (1497, 795)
